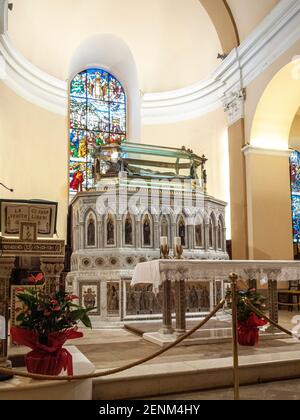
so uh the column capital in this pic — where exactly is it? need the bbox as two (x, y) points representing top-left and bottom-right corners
(222, 88), (246, 126)
(40, 258), (65, 276)
(242, 145), (292, 158)
(0, 257), (15, 277)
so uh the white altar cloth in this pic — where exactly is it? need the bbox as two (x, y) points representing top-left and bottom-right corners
(131, 260), (300, 293)
(0, 346), (95, 400)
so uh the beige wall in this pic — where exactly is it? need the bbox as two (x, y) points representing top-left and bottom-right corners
(289, 113), (300, 150)
(245, 151), (293, 260)
(142, 109), (231, 235)
(0, 82), (68, 239)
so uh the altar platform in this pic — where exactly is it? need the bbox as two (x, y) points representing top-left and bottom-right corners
(5, 310), (300, 400)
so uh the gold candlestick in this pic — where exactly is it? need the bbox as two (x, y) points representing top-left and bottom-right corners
(174, 237), (183, 259)
(160, 237), (169, 259)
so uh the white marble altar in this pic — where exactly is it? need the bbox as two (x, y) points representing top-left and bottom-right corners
(131, 260), (300, 343)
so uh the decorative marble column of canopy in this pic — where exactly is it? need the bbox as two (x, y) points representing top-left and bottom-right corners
(204, 222), (210, 251)
(0, 257), (15, 375)
(40, 258), (65, 294)
(159, 270), (174, 335)
(243, 268), (258, 290)
(223, 88), (248, 260)
(116, 217), (122, 248)
(265, 269), (281, 331)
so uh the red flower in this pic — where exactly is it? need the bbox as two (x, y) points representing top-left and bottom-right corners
(28, 273), (44, 285)
(50, 299), (59, 306)
(16, 287), (25, 293)
(65, 295), (79, 302)
(43, 310), (51, 317)
(53, 306), (61, 312)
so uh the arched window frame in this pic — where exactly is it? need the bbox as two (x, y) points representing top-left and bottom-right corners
(69, 67), (127, 194)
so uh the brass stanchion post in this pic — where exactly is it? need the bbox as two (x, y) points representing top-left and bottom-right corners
(229, 272), (240, 401)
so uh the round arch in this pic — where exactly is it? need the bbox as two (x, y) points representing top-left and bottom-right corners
(250, 59), (300, 151)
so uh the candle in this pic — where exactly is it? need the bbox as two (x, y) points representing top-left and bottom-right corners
(174, 237), (182, 246)
(160, 236), (168, 246)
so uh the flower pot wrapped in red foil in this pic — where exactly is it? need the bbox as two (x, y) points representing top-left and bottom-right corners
(237, 313), (267, 346)
(10, 327), (83, 376)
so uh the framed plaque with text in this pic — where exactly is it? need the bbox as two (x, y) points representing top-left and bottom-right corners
(0, 199), (58, 238)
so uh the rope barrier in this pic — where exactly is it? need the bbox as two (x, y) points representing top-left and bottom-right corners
(0, 298), (226, 382)
(243, 298), (294, 337)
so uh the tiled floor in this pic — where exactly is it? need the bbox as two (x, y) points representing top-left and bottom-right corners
(8, 310), (300, 400)
(146, 378), (300, 400)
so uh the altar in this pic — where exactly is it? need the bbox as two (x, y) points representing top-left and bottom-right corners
(131, 259), (300, 345)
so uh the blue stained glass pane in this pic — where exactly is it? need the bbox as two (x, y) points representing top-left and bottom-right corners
(290, 151), (300, 193)
(290, 151), (300, 243)
(110, 103), (126, 134)
(70, 72), (87, 99)
(109, 76), (125, 103)
(70, 98), (87, 130)
(87, 101), (109, 131)
(70, 130), (87, 158)
(69, 68), (126, 193)
(292, 195), (300, 242)
(86, 69), (109, 101)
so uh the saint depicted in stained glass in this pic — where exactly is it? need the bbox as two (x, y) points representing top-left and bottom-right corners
(290, 151), (300, 242)
(69, 68), (126, 194)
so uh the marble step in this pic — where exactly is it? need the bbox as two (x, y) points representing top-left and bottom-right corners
(92, 347), (300, 399)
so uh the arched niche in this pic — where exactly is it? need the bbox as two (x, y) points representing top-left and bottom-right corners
(104, 211), (116, 247)
(85, 210), (97, 248)
(160, 214), (171, 241)
(217, 215), (225, 250)
(123, 212), (135, 247)
(177, 214), (187, 248)
(209, 213), (217, 249)
(142, 212), (153, 248)
(194, 214), (204, 248)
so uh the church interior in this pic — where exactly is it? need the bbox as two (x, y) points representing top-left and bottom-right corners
(1, 0), (300, 401)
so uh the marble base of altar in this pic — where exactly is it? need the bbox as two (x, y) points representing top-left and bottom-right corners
(142, 326), (287, 347)
(0, 346), (95, 400)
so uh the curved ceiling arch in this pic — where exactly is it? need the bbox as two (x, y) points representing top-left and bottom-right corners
(200, 0), (240, 53)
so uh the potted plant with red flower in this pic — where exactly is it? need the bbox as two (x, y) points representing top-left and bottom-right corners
(227, 286), (267, 346)
(11, 275), (93, 376)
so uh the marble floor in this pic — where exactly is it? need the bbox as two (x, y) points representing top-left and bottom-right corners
(146, 378), (300, 400)
(7, 310), (300, 400)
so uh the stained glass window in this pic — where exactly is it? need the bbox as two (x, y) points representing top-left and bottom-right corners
(290, 150), (300, 242)
(69, 68), (126, 193)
